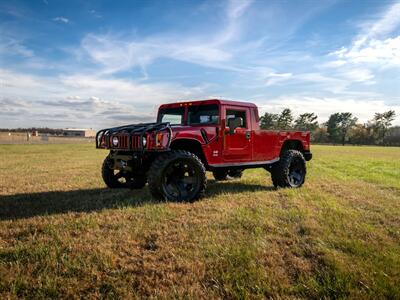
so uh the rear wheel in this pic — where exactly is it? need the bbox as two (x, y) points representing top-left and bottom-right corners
(271, 150), (306, 188)
(148, 150), (206, 202)
(102, 156), (124, 188)
(102, 156), (146, 189)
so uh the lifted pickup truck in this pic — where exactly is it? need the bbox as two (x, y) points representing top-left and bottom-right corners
(96, 99), (312, 201)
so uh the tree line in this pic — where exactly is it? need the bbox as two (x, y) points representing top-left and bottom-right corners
(0, 127), (65, 135)
(260, 109), (399, 146)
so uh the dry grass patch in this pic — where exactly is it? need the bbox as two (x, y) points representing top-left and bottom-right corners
(0, 144), (399, 298)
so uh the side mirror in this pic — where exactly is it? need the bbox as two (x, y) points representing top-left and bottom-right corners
(227, 117), (243, 134)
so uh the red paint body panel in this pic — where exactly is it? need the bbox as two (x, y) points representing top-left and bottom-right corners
(157, 99), (311, 167)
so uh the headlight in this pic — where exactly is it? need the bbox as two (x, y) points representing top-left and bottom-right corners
(112, 136), (119, 146)
(142, 136), (147, 147)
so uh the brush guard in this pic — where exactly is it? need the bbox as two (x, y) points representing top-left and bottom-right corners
(96, 122), (172, 152)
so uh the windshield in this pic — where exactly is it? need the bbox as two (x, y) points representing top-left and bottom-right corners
(188, 104), (219, 125)
(158, 107), (185, 125)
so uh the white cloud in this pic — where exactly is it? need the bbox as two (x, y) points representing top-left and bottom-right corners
(322, 59), (347, 68)
(358, 2), (400, 41)
(66, 95), (81, 100)
(89, 9), (102, 18)
(330, 2), (400, 67)
(0, 69), (215, 128)
(333, 36), (400, 66)
(0, 35), (34, 58)
(81, 33), (234, 75)
(265, 72), (292, 86)
(52, 16), (69, 23)
(227, 0), (252, 19)
(337, 68), (375, 83)
(79, 1), (256, 75)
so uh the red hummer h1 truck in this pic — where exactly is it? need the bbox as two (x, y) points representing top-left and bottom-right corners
(96, 99), (312, 201)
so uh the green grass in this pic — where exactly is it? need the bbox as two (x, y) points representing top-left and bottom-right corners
(0, 144), (399, 299)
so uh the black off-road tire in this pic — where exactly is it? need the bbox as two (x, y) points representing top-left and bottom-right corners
(228, 169), (243, 179)
(213, 169), (228, 181)
(102, 156), (123, 188)
(271, 150), (306, 188)
(148, 150), (207, 202)
(102, 156), (146, 189)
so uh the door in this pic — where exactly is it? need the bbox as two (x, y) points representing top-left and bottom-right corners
(223, 107), (252, 162)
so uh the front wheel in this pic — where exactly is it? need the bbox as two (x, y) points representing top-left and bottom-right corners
(271, 150), (306, 188)
(148, 150), (207, 202)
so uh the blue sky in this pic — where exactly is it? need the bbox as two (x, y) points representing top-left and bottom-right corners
(0, 0), (399, 129)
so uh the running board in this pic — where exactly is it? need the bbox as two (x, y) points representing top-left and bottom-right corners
(209, 157), (280, 169)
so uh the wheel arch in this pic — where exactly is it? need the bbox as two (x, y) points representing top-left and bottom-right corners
(170, 138), (207, 167)
(280, 139), (304, 156)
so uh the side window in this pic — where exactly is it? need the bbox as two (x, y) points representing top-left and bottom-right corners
(226, 109), (247, 128)
(188, 104), (219, 125)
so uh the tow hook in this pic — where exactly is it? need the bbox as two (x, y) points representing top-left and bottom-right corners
(120, 160), (127, 169)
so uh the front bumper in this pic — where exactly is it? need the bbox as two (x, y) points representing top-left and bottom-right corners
(304, 151), (312, 161)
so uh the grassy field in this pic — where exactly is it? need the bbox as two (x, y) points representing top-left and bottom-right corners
(0, 144), (399, 299)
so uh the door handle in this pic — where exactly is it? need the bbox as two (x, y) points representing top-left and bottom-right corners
(245, 131), (251, 139)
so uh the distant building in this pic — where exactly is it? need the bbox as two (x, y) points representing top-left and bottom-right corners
(63, 128), (96, 137)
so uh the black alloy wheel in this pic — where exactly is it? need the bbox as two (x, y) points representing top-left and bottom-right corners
(162, 160), (201, 200)
(102, 156), (146, 189)
(271, 150), (306, 188)
(287, 156), (305, 187)
(148, 150), (206, 202)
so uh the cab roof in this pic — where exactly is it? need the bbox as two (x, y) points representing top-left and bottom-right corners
(159, 99), (257, 109)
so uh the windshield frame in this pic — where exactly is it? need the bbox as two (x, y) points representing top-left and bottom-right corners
(157, 102), (221, 126)
(157, 107), (186, 125)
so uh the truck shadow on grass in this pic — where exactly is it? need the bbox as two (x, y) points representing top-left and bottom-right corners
(0, 180), (275, 220)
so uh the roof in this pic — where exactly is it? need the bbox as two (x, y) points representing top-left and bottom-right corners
(159, 99), (257, 109)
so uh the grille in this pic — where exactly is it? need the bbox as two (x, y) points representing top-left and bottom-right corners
(112, 135), (128, 149)
(131, 135), (141, 149)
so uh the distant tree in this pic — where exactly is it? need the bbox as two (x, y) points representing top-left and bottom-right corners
(326, 112), (357, 145)
(294, 113), (318, 131)
(326, 113), (342, 144)
(260, 112), (279, 129)
(277, 108), (293, 130)
(338, 113), (358, 145)
(313, 126), (329, 143)
(0, 127), (64, 135)
(371, 110), (396, 144)
(384, 126), (400, 146)
(349, 124), (372, 145)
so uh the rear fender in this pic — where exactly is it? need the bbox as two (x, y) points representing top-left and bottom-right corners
(280, 139), (312, 161)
